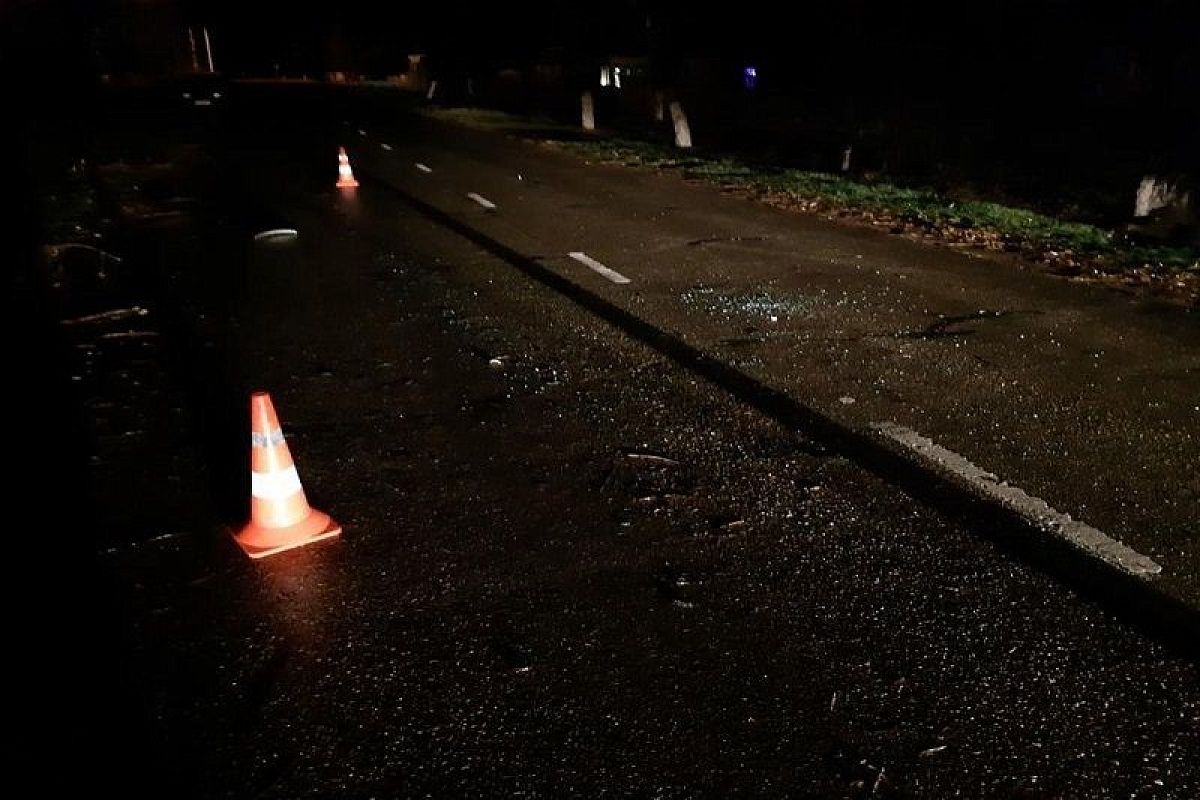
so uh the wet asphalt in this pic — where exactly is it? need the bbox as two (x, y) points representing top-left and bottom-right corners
(343, 106), (1200, 608)
(37, 84), (1200, 797)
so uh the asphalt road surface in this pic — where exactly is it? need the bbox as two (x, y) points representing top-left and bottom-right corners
(25, 84), (1199, 797)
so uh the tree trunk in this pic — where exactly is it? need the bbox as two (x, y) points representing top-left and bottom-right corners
(581, 91), (595, 131)
(669, 101), (692, 148)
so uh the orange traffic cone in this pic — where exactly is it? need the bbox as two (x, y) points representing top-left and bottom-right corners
(336, 146), (359, 188)
(234, 392), (341, 559)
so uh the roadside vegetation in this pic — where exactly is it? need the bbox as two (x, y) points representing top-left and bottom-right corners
(425, 107), (1199, 307)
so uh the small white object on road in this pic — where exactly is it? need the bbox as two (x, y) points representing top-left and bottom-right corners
(467, 192), (497, 210)
(568, 251), (631, 284)
(253, 228), (299, 241)
(415, 162), (433, 173)
(873, 422), (1162, 577)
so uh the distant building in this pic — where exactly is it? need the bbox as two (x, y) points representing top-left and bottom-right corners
(599, 55), (650, 90)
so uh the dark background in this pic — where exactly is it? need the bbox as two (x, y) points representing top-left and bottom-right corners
(0, 0), (1195, 789)
(6, 1), (1198, 226)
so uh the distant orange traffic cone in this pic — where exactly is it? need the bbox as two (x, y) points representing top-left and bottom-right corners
(234, 392), (341, 559)
(336, 146), (359, 188)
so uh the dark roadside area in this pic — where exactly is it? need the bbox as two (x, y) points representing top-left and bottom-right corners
(13, 78), (1199, 797)
(4, 11), (158, 791)
(416, 102), (1200, 308)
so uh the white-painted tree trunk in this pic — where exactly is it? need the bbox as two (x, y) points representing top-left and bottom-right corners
(1135, 175), (1189, 218)
(653, 91), (665, 122)
(202, 27), (214, 72)
(581, 91), (595, 131)
(187, 28), (200, 72)
(669, 101), (692, 148)
(841, 146), (853, 172)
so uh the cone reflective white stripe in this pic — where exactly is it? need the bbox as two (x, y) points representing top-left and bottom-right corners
(251, 465), (304, 500)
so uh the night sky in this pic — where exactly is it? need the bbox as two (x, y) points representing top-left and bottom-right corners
(3, 0), (1196, 174)
(7, 2), (1197, 98)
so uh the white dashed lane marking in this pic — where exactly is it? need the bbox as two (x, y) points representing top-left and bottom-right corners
(568, 252), (631, 284)
(415, 162), (433, 173)
(467, 192), (497, 210)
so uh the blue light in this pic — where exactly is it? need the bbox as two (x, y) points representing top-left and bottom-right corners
(743, 66), (758, 90)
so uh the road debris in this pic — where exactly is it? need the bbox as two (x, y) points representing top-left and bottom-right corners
(253, 228), (299, 241)
(624, 451), (681, 466)
(60, 306), (149, 326)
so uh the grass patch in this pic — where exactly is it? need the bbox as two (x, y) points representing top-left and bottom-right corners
(422, 105), (1197, 301)
(556, 137), (1198, 277)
